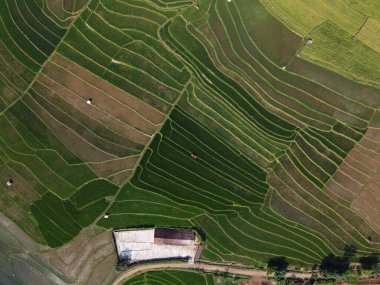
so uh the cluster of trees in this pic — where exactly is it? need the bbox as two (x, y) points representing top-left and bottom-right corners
(267, 246), (379, 277)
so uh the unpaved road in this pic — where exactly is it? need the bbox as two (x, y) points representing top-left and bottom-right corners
(112, 262), (312, 285)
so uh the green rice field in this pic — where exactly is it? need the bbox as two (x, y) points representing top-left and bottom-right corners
(0, 0), (380, 283)
(123, 269), (245, 285)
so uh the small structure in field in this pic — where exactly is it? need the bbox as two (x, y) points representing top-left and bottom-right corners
(194, 1), (199, 9)
(104, 213), (110, 219)
(6, 178), (13, 186)
(306, 38), (313, 45)
(113, 228), (201, 265)
(227, 0), (232, 2)
(86, 98), (93, 105)
(191, 153), (199, 159)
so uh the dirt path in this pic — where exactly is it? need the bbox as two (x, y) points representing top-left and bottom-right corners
(112, 262), (312, 285)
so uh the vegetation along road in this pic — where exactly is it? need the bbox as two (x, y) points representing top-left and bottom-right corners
(113, 262), (313, 285)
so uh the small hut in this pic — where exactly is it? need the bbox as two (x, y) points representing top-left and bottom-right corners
(306, 38), (313, 45)
(191, 153), (199, 159)
(6, 178), (13, 186)
(86, 98), (93, 105)
(104, 213), (110, 219)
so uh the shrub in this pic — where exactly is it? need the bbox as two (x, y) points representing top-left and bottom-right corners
(268, 256), (289, 271)
(360, 253), (379, 270)
(320, 254), (349, 275)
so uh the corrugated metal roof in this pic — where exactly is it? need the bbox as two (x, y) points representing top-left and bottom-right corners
(154, 228), (195, 241)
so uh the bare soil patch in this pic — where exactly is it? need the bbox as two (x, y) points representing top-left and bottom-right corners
(350, 147), (379, 171)
(24, 94), (115, 162)
(88, 156), (139, 178)
(344, 154), (374, 177)
(52, 54), (166, 125)
(333, 171), (363, 193)
(35, 75), (150, 146)
(109, 170), (134, 186)
(325, 179), (354, 202)
(324, 126), (380, 241)
(336, 162), (370, 185)
(40, 226), (114, 280)
(83, 253), (118, 285)
(40, 63), (155, 142)
(75, 242), (115, 284)
(46, 0), (68, 20)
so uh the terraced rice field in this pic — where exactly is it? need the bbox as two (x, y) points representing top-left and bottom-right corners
(1, 0), (380, 282)
(123, 270), (220, 285)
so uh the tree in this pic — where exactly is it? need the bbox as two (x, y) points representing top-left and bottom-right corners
(343, 244), (357, 259)
(360, 253), (379, 270)
(320, 254), (350, 275)
(267, 256), (289, 271)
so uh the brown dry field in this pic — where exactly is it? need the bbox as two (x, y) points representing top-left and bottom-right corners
(0, 43), (33, 89)
(344, 155), (373, 176)
(39, 226), (119, 284)
(367, 181), (380, 196)
(325, 180), (354, 202)
(333, 171), (363, 193)
(339, 162), (371, 185)
(40, 62), (156, 141)
(360, 138), (380, 154)
(52, 54), (166, 124)
(46, 0), (69, 21)
(357, 143), (380, 161)
(267, 188), (340, 252)
(75, 244), (117, 284)
(268, 170), (346, 250)
(84, 253), (119, 285)
(41, 62), (157, 136)
(88, 156), (139, 178)
(32, 75), (145, 154)
(1, 84), (19, 105)
(23, 94), (116, 162)
(350, 147), (379, 171)
(31, 80), (142, 156)
(0, 164), (41, 203)
(33, 75), (149, 147)
(0, 216), (119, 285)
(109, 169), (134, 186)
(0, 55), (27, 92)
(0, 164), (44, 242)
(324, 124), (380, 238)
(270, 156), (373, 248)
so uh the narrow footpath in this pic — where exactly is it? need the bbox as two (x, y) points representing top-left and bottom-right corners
(112, 262), (312, 285)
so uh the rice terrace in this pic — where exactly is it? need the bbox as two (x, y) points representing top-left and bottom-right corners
(1, 0), (380, 284)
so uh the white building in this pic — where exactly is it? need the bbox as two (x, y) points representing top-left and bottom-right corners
(113, 228), (201, 264)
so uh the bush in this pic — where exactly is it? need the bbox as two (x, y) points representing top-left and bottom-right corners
(360, 253), (379, 270)
(320, 254), (349, 275)
(268, 256), (289, 271)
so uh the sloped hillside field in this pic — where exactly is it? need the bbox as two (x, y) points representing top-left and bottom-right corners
(0, 0), (380, 283)
(123, 269), (235, 285)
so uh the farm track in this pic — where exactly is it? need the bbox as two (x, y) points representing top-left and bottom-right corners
(112, 262), (312, 285)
